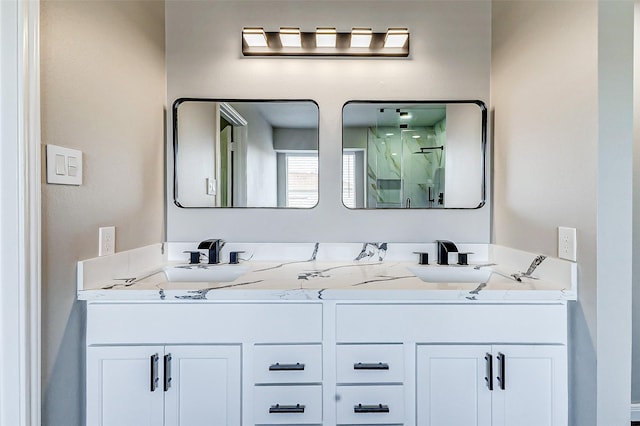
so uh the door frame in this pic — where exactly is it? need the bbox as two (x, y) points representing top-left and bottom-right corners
(0, 1), (41, 425)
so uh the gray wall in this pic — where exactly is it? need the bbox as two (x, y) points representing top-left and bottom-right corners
(491, 2), (598, 424)
(40, 1), (166, 424)
(493, 1), (635, 424)
(166, 0), (492, 243)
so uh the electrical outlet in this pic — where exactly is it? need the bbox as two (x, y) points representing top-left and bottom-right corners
(99, 226), (115, 256)
(558, 226), (576, 261)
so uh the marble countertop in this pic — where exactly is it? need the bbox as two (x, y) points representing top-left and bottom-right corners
(78, 243), (577, 302)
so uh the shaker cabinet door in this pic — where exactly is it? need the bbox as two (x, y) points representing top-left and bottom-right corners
(87, 345), (165, 426)
(164, 345), (241, 426)
(491, 345), (567, 426)
(416, 345), (492, 426)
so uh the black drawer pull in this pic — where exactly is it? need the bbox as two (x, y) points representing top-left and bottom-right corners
(269, 404), (305, 413)
(354, 403), (390, 413)
(485, 353), (493, 391)
(150, 354), (159, 392)
(269, 362), (305, 371)
(354, 362), (389, 370)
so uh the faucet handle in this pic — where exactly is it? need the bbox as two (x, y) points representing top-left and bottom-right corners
(183, 251), (203, 265)
(413, 252), (429, 265)
(457, 252), (474, 266)
(229, 251), (245, 264)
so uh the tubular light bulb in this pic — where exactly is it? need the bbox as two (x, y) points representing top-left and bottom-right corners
(350, 28), (372, 48)
(279, 27), (302, 48)
(384, 28), (409, 48)
(316, 27), (337, 48)
(242, 27), (268, 47)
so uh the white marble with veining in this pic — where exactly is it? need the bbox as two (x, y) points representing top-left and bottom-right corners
(77, 242), (577, 302)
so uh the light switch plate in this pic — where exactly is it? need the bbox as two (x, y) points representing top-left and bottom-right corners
(99, 226), (115, 256)
(46, 144), (83, 185)
(558, 226), (577, 261)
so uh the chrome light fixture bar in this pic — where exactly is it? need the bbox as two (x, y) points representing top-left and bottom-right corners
(242, 27), (409, 57)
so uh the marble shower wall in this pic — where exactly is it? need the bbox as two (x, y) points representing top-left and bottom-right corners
(367, 120), (446, 207)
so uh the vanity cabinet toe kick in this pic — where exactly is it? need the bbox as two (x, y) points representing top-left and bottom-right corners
(85, 300), (568, 426)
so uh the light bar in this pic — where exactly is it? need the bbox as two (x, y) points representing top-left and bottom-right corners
(350, 28), (372, 48)
(279, 27), (302, 48)
(242, 27), (268, 47)
(384, 28), (409, 48)
(315, 27), (337, 48)
(242, 27), (410, 57)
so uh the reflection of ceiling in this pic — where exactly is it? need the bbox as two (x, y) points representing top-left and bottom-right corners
(230, 101), (319, 129)
(343, 103), (447, 127)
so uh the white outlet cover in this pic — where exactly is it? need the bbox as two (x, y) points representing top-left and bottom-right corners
(46, 144), (83, 185)
(558, 226), (577, 262)
(99, 226), (115, 256)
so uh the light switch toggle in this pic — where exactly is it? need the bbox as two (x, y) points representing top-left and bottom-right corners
(68, 156), (78, 177)
(46, 144), (83, 185)
(55, 154), (66, 175)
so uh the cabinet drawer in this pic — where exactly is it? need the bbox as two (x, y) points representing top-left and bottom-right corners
(254, 345), (322, 384)
(336, 385), (404, 425)
(336, 303), (567, 343)
(336, 344), (404, 383)
(87, 303), (323, 344)
(253, 385), (322, 424)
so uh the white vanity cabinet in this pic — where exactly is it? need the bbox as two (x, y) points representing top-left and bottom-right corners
(87, 345), (241, 426)
(335, 302), (568, 426)
(416, 344), (566, 426)
(85, 300), (567, 426)
(85, 302), (324, 426)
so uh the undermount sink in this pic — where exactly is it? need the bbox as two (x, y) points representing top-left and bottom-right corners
(408, 265), (492, 283)
(163, 264), (249, 282)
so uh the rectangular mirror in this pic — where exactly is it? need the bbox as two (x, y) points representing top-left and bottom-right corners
(173, 99), (319, 208)
(342, 101), (486, 209)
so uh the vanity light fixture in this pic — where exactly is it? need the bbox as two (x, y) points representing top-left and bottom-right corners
(412, 135), (421, 139)
(242, 27), (268, 47)
(350, 28), (373, 48)
(316, 27), (337, 48)
(384, 28), (409, 48)
(241, 27), (409, 57)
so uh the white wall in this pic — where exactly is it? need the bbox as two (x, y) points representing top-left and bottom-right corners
(234, 103), (278, 207)
(444, 103), (483, 208)
(40, 1), (166, 424)
(166, 0), (492, 243)
(633, 0), (640, 405)
(176, 101), (217, 207)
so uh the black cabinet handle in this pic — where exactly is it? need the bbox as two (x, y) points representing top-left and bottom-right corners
(269, 404), (305, 413)
(150, 354), (159, 392)
(164, 353), (172, 392)
(354, 403), (390, 413)
(484, 353), (493, 391)
(354, 362), (389, 370)
(269, 362), (305, 371)
(497, 352), (506, 390)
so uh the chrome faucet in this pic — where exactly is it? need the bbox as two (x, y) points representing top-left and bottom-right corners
(436, 240), (458, 265)
(198, 239), (224, 264)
